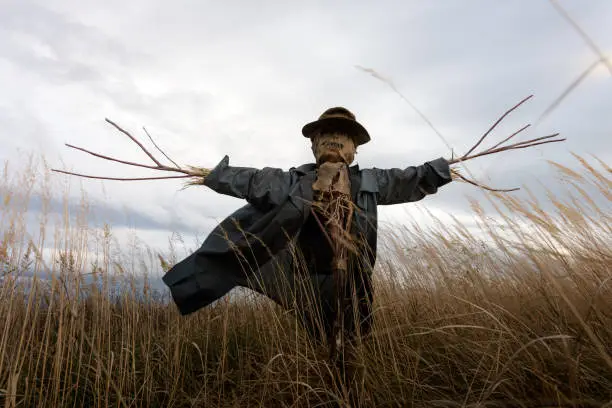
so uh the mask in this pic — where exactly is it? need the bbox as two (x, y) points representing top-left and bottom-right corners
(311, 132), (356, 165)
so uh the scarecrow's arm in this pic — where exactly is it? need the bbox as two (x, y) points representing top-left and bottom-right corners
(203, 155), (292, 210)
(50, 121), (293, 211)
(371, 157), (452, 205)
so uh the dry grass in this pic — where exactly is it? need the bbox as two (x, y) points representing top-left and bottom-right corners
(0, 154), (610, 407)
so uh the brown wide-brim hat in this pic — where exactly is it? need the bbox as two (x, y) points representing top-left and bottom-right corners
(302, 107), (371, 146)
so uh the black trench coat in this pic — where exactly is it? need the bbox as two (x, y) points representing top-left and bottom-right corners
(162, 155), (451, 340)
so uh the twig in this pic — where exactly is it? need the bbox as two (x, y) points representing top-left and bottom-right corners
(356, 66), (561, 193)
(507, 134), (564, 149)
(483, 124), (531, 153)
(105, 118), (162, 166)
(51, 169), (192, 181)
(464, 95), (533, 157)
(447, 112), (564, 191)
(452, 171), (519, 193)
(65, 143), (167, 172)
(53, 119), (211, 182)
(507, 138), (567, 150)
(480, 135), (563, 155)
(143, 127), (181, 169)
(449, 133), (564, 164)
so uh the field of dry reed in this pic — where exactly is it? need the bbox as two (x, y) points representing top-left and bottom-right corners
(0, 155), (610, 407)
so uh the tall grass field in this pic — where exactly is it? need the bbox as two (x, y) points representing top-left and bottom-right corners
(0, 155), (610, 407)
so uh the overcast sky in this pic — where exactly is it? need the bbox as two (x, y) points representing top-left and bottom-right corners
(1, 0), (610, 268)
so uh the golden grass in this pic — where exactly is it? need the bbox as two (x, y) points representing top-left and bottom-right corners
(0, 154), (610, 407)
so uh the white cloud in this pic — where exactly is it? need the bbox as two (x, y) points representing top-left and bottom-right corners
(0, 0), (610, 262)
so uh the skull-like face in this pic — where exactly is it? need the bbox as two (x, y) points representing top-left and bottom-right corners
(311, 132), (356, 165)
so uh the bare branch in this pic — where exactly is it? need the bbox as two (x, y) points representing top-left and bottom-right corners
(463, 95), (533, 158)
(64, 143), (197, 177)
(507, 134), (564, 149)
(450, 136), (565, 164)
(356, 66), (565, 194)
(65, 143), (162, 171)
(507, 138), (567, 150)
(143, 126), (181, 169)
(484, 124), (531, 153)
(59, 116), (213, 186)
(452, 171), (520, 192)
(105, 118), (162, 166)
(51, 169), (192, 181)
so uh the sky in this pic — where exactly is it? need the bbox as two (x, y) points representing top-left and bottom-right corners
(0, 0), (610, 272)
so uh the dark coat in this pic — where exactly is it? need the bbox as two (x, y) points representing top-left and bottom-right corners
(162, 155), (451, 338)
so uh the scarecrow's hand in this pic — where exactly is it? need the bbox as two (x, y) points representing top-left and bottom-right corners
(371, 157), (451, 205)
(203, 155), (292, 210)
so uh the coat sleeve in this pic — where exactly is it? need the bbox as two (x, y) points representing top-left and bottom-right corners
(370, 157), (452, 205)
(203, 155), (293, 211)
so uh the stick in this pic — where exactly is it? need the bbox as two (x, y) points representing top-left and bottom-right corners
(55, 119), (214, 180)
(459, 137), (565, 163)
(484, 124), (531, 153)
(65, 144), (167, 172)
(51, 169), (192, 181)
(143, 127), (181, 169)
(357, 66), (565, 193)
(507, 134), (564, 148)
(449, 134), (564, 164)
(463, 95), (533, 157)
(105, 118), (162, 166)
(452, 171), (519, 193)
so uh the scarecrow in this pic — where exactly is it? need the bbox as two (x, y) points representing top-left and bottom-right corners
(162, 107), (454, 349)
(152, 107), (452, 361)
(53, 99), (563, 372)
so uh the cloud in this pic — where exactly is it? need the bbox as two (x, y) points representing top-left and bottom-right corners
(0, 0), (610, 258)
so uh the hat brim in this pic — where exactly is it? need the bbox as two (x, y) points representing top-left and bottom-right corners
(302, 117), (370, 146)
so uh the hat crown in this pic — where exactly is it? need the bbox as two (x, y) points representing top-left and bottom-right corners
(302, 106), (371, 146)
(318, 107), (356, 121)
